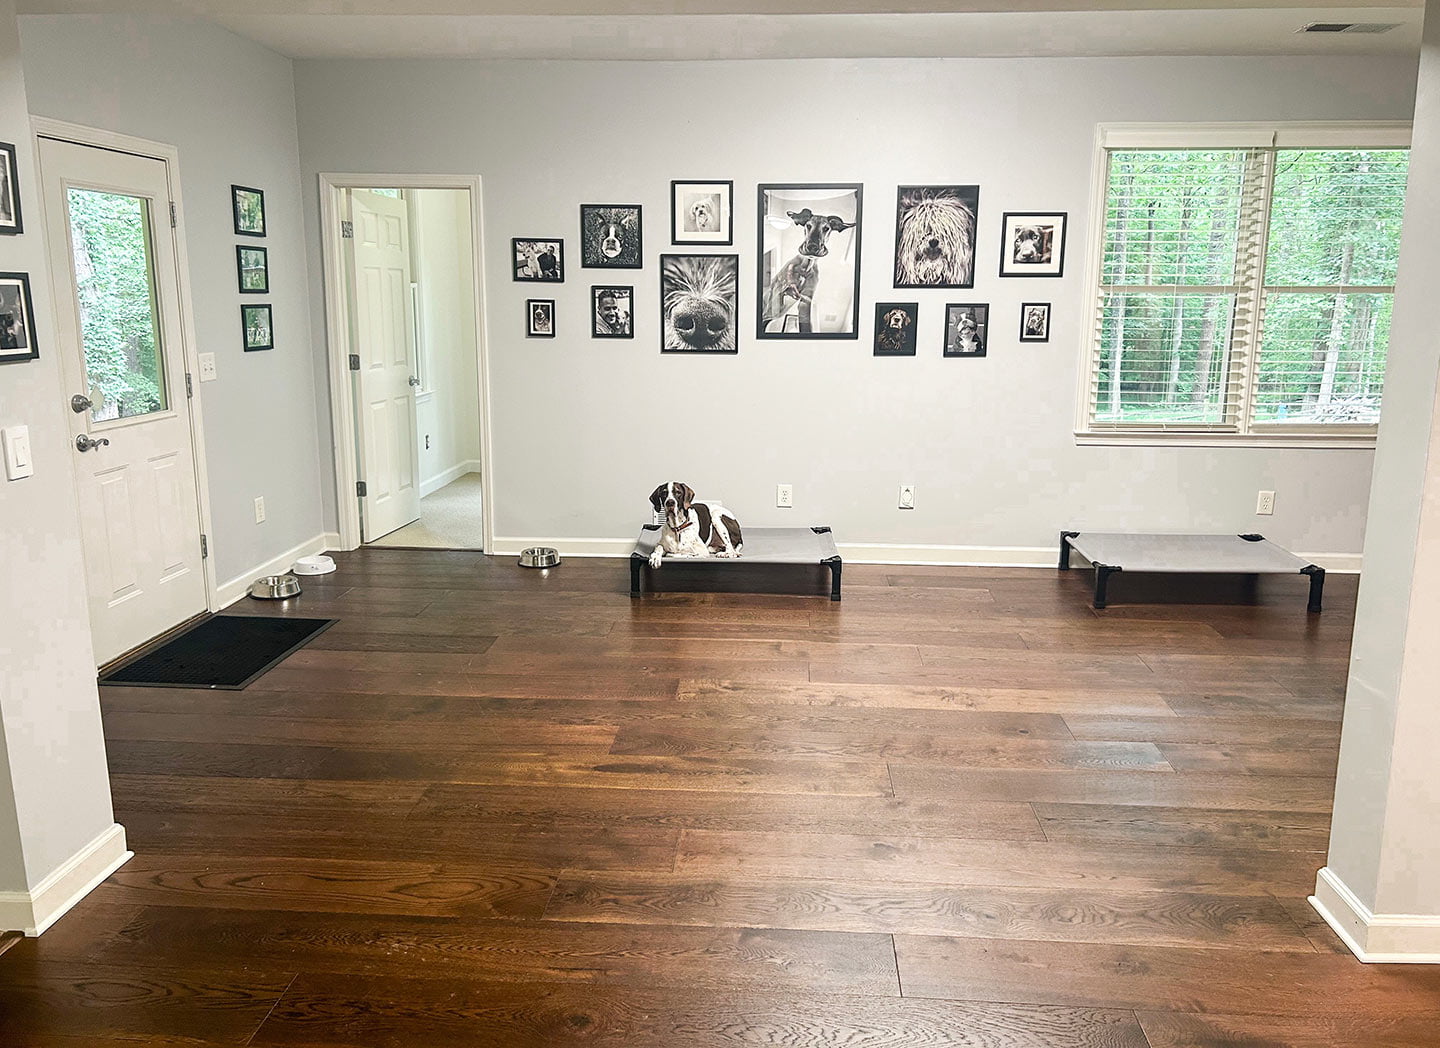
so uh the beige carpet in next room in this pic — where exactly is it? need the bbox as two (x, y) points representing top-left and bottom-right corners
(367, 472), (484, 549)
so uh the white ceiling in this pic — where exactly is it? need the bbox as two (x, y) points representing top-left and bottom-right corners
(16, 1), (1424, 59)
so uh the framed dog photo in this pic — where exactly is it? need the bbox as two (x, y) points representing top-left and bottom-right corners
(231, 185), (266, 237)
(236, 245), (269, 294)
(592, 285), (634, 339)
(0, 142), (22, 236)
(661, 254), (739, 354)
(757, 183), (862, 340)
(893, 185), (979, 289)
(873, 302), (918, 357)
(999, 211), (1067, 277)
(944, 302), (989, 358)
(241, 304), (273, 352)
(671, 180), (733, 246)
(0, 272), (39, 365)
(580, 204), (643, 269)
(527, 299), (555, 338)
(513, 238), (564, 282)
(1020, 302), (1052, 342)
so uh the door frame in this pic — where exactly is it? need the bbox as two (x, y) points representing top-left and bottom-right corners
(318, 173), (494, 553)
(33, 116), (219, 616)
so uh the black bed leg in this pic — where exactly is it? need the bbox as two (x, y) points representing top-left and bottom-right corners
(1093, 564), (1119, 609)
(826, 558), (843, 601)
(1059, 530), (1078, 570)
(1302, 565), (1325, 613)
(630, 556), (643, 598)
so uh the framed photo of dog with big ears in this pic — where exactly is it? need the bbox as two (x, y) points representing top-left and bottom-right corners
(757, 183), (862, 340)
(999, 211), (1067, 278)
(671, 181), (733, 246)
(893, 185), (979, 289)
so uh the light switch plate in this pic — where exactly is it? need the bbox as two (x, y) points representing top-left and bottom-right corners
(3, 425), (34, 480)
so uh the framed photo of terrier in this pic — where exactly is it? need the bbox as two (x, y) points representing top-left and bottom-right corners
(580, 204), (643, 268)
(592, 285), (634, 339)
(944, 302), (989, 358)
(671, 181), (733, 246)
(513, 238), (564, 282)
(873, 302), (918, 357)
(0, 142), (23, 236)
(999, 211), (1067, 277)
(231, 185), (266, 237)
(757, 182), (863, 340)
(527, 299), (556, 338)
(893, 185), (979, 289)
(0, 272), (39, 365)
(1020, 302), (1052, 342)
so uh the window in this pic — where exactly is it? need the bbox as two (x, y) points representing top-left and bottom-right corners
(1080, 124), (1409, 444)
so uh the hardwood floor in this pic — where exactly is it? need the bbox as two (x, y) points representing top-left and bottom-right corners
(5, 549), (1440, 1046)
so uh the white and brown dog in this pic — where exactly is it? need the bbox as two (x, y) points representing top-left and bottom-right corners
(648, 481), (743, 568)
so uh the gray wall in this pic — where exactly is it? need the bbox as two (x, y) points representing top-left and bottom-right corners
(294, 54), (1418, 557)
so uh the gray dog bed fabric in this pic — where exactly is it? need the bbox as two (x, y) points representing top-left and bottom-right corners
(1059, 531), (1324, 612)
(631, 525), (842, 600)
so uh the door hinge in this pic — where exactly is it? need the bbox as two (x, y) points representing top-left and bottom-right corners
(348, 354), (360, 371)
(185, 372), (193, 398)
(169, 201), (177, 228)
(356, 480), (367, 497)
(200, 533), (208, 559)
(341, 220), (354, 239)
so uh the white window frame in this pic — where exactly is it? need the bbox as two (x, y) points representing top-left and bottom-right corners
(1075, 121), (1412, 448)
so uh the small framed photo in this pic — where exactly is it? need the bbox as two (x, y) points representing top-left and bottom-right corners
(0, 142), (23, 236)
(944, 302), (989, 358)
(527, 299), (555, 338)
(1020, 302), (1051, 342)
(592, 285), (634, 339)
(999, 211), (1066, 277)
(513, 238), (564, 282)
(241, 304), (273, 352)
(0, 272), (38, 365)
(671, 181), (733, 245)
(231, 185), (266, 237)
(873, 302), (918, 357)
(580, 205), (643, 268)
(236, 245), (269, 294)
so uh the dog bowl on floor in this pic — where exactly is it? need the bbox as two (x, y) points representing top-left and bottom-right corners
(518, 546), (561, 569)
(292, 554), (336, 576)
(248, 573), (302, 600)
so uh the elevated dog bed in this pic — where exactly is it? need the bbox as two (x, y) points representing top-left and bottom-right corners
(631, 525), (843, 600)
(1059, 531), (1324, 612)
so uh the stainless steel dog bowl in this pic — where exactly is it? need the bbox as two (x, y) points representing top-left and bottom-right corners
(518, 546), (561, 569)
(248, 573), (303, 600)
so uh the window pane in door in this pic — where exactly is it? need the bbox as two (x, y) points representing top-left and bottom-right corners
(67, 187), (167, 421)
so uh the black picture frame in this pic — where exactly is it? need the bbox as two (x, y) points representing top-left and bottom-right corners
(0, 272), (39, 365)
(671, 180), (733, 246)
(893, 185), (979, 289)
(999, 211), (1067, 278)
(513, 238), (564, 282)
(944, 302), (989, 358)
(231, 185), (266, 238)
(757, 183), (863, 340)
(241, 304), (273, 352)
(0, 142), (23, 237)
(1020, 302), (1052, 342)
(580, 204), (643, 269)
(591, 285), (635, 339)
(236, 245), (269, 294)
(873, 302), (918, 356)
(527, 299), (556, 338)
(661, 253), (739, 355)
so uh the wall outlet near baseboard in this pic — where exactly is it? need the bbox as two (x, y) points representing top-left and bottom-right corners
(198, 353), (217, 382)
(899, 484), (916, 510)
(254, 496), (266, 523)
(776, 484), (793, 508)
(1256, 490), (1276, 515)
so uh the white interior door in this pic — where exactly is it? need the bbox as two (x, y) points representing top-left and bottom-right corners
(350, 189), (421, 542)
(40, 137), (207, 665)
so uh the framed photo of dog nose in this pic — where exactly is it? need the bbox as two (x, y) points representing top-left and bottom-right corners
(873, 302), (918, 356)
(999, 211), (1067, 277)
(580, 204), (643, 269)
(944, 303), (989, 358)
(893, 185), (980, 289)
(660, 254), (739, 354)
(757, 183), (863, 340)
(671, 181), (733, 246)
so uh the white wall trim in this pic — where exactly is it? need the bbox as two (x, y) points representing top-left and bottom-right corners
(0, 823), (131, 936)
(421, 459), (482, 499)
(1312, 866), (1440, 963)
(216, 531), (334, 608)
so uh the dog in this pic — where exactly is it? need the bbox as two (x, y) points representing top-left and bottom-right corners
(763, 208), (855, 333)
(877, 307), (913, 353)
(689, 196), (717, 232)
(663, 255), (737, 353)
(895, 188), (976, 286)
(953, 309), (984, 354)
(584, 207), (641, 266)
(647, 481), (743, 568)
(1012, 225), (1053, 265)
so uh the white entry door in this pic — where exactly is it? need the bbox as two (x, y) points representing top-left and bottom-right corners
(350, 190), (421, 542)
(40, 137), (208, 665)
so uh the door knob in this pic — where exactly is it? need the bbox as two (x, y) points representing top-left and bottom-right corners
(408, 376), (421, 387)
(75, 433), (110, 452)
(71, 394), (93, 413)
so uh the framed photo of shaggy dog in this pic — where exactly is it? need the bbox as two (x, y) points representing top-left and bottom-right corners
(661, 254), (739, 355)
(671, 181), (733, 246)
(893, 185), (979, 289)
(757, 183), (862, 339)
(999, 211), (1067, 278)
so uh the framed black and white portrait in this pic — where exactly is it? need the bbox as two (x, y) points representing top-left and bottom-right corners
(873, 302), (918, 357)
(757, 183), (862, 339)
(0, 273), (38, 365)
(592, 285), (634, 339)
(231, 185), (266, 237)
(661, 254), (738, 354)
(236, 245), (269, 294)
(999, 211), (1067, 277)
(580, 204), (643, 269)
(671, 181), (733, 245)
(893, 185), (979, 289)
(944, 302), (989, 358)
(527, 299), (555, 338)
(513, 238), (564, 282)
(241, 304), (273, 352)
(0, 143), (22, 236)
(1020, 302), (1051, 342)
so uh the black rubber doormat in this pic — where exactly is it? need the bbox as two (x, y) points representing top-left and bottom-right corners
(98, 615), (337, 690)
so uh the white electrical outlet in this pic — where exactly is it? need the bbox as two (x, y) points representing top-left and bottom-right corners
(254, 496), (266, 523)
(198, 353), (217, 382)
(1256, 490), (1276, 516)
(776, 484), (794, 508)
(899, 484), (916, 510)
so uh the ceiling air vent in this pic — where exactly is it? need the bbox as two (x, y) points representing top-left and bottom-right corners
(1298, 21), (1401, 34)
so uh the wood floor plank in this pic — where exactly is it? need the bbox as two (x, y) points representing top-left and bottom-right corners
(1032, 803), (1333, 852)
(1137, 1010), (1440, 1048)
(1155, 742), (1341, 777)
(678, 678), (1179, 716)
(1063, 713), (1341, 747)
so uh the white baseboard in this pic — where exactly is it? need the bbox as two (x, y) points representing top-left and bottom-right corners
(0, 823), (132, 936)
(421, 460), (482, 499)
(1311, 866), (1440, 963)
(216, 531), (335, 608)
